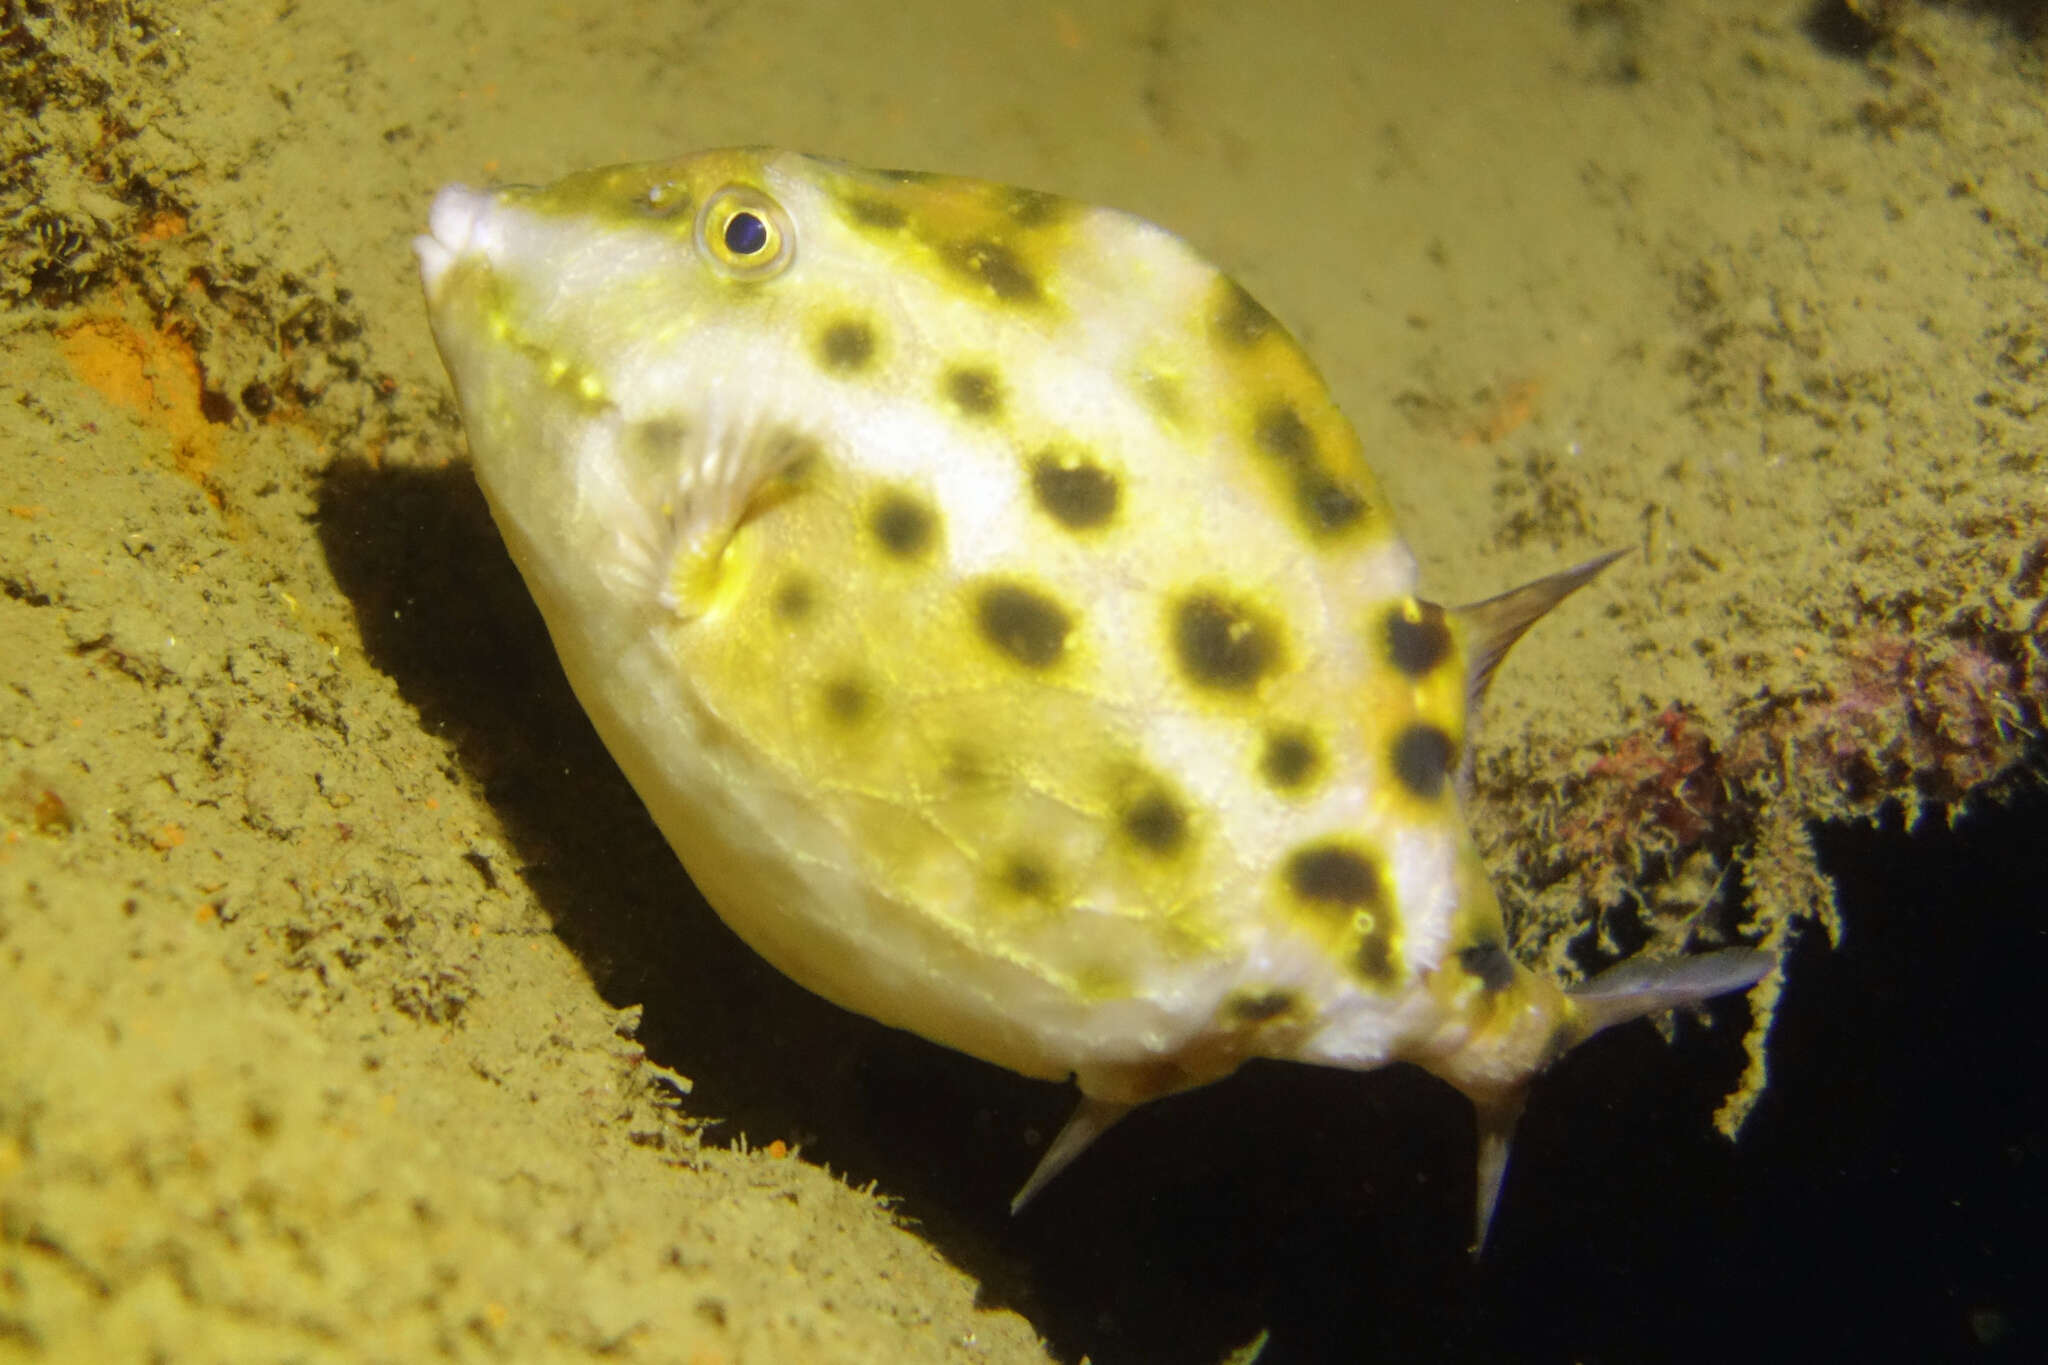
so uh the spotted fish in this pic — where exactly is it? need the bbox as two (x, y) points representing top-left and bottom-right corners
(414, 148), (1771, 1249)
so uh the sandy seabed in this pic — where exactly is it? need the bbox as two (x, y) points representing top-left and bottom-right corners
(3, 2), (2043, 1361)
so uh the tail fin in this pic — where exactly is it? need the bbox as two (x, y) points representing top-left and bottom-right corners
(1569, 946), (1776, 1039)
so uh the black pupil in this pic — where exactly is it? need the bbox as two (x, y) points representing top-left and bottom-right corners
(723, 211), (769, 255)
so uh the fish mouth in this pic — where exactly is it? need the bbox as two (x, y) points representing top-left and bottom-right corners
(413, 184), (494, 297)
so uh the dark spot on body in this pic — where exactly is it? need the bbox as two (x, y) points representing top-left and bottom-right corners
(823, 676), (871, 725)
(1253, 402), (1371, 536)
(1136, 369), (1185, 422)
(944, 365), (1003, 418)
(772, 575), (817, 621)
(1260, 726), (1322, 790)
(1004, 188), (1066, 226)
(977, 581), (1073, 668)
(1298, 469), (1367, 532)
(1283, 841), (1401, 984)
(870, 489), (938, 559)
(1459, 941), (1517, 993)
(817, 317), (876, 372)
(942, 744), (985, 786)
(945, 238), (1040, 303)
(1255, 402), (1316, 461)
(1120, 787), (1187, 856)
(841, 195), (906, 229)
(1002, 853), (1053, 899)
(1390, 723), (1456, 800)
(1228, 989), (1297, 1023)
(1214, 280), (1278, 348)
(1286, 843), (1382, 909)
(1385, 601), (1452, 677)
(1173, 591), (1282, 691)
(1355, 931), (1398, 986)
(1030, 452), (1119, 529)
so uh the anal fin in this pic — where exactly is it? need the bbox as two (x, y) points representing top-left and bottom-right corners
(1470, 1091), (1528, 1258)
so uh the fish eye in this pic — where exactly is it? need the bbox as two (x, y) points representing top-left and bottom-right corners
(724, 211), (768, 255)
(696, 184), (795, 280)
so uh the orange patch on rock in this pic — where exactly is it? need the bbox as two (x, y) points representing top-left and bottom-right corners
(1459, 378), (1542, 446)
(58, 313), (220, 487)
(136, 210), (188, 243)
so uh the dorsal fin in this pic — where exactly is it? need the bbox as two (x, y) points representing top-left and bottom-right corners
(1448, 549), (1628, 714)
